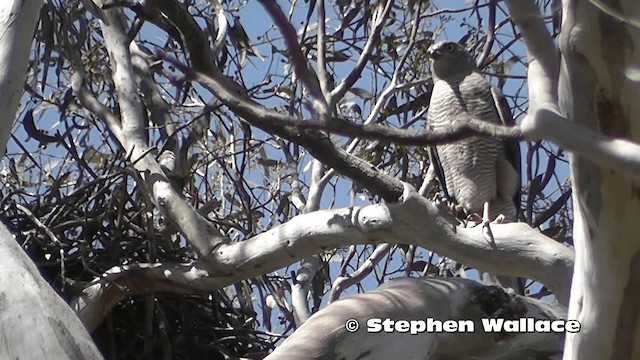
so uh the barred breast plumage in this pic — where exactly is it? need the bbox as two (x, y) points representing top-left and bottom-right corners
(426, 41), (519, 221)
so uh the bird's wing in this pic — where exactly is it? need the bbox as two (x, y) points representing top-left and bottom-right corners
(490, 86), (522, 219)
(427, 146), (454, 203)
(490, 86), (515, 127)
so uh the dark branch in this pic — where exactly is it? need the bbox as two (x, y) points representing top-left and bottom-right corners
(163, 56), (522, 146)
(258, 0), (329, 114)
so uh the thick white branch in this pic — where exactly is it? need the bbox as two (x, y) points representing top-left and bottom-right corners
(505, 0), (559, 107)
(101, 9), (147, 145)
(291, 160), (328, 325)
(391, 189), (573, 303)
(98, 9), (228, 259)
(526, 107), (640, 175)
(74, 192), (573, 330)
(266, 277), (565, 359)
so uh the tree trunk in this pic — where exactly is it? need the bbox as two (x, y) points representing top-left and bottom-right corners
(560, 1), (640, 358)
(0, 0), (41, 156)
(0, 222), (103, 359)
(0, 1), (102, 358)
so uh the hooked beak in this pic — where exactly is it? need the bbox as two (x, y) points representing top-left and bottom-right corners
(427, 47), (443, 59)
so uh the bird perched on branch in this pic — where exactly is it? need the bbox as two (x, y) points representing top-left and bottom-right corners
(426, 40), (520, 223)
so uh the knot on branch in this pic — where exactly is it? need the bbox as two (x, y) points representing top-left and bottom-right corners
(471, 286), (528, 342)
(353, 204), (393, 232)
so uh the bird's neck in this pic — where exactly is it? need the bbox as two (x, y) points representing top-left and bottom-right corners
(433, 69), (476, 85)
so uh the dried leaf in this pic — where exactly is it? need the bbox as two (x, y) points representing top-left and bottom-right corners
(533, 189), (572, 228)
(348, 87), (374, 100)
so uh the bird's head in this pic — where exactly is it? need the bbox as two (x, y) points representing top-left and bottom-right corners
(427, 41), (477, 81)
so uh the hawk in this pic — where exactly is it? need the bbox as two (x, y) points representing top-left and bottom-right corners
(426, 40), (520, 222)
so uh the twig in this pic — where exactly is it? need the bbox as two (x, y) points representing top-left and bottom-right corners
(208, 0), (228, 57)
(258, 0), (329, 116)
(15, 203), (63, 247)
(422, 3), (490, 18)
(329, 0), (394, 107)
(329, 243), (392, 302)
(477, 0), (497, 68)
(316, 0), (330, 99)
(589, 0), (640, 31)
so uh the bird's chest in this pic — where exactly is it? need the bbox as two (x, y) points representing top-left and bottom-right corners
(439, 139), (492, 169)
(427, 81), (496, 127)
(426, 79), (501, 170)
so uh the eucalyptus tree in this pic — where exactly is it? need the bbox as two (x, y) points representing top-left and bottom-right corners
(1, 0), (637, 359)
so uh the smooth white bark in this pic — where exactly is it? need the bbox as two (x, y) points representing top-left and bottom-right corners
(91, 8), (230, 261)
(507, 0), (640, 179)
(0, 1), (103, 358)
(0, 223), (103, 359)
(560, 1), (640, 358)
(266, 277), (565, 360)
(0, 0), (41, 156)
(507, 0), (640, 358)
(73, 191), (573, 331)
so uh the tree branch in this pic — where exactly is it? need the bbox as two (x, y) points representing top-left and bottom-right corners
(329, 0), (394, 107)
(258, 0), (329, 115)
(146, 0), (410, 206)
(504, 0), (558, 109)
(166, 56), (523, 146)
(208, 0), (228, 57)
(315, 0), (330, 99)
(267, 278), (566, 359)
(73, 189), (573, 330)
(95, 8), (230, 261)
(477, 0), (497, 68)
(588, 0), (640, 31)
(0, 0), (42, 156)
(358, 1), (423, 129)
(329, 243), (392, 302)
(101, 9), (148, 146)
(507, 0), (640, 177)
(0, 222), (103, 359)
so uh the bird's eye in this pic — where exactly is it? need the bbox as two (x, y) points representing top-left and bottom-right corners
(445, 44), (455, 52)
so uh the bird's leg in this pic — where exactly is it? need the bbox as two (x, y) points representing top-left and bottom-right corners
(435, 196), (465, 221)
(465, 210), (482, 225)
(482, 201), (497, 247)
(454, 204), (473, 227)
(493, 214), (506, 224)
(399, 181), (417, 203)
